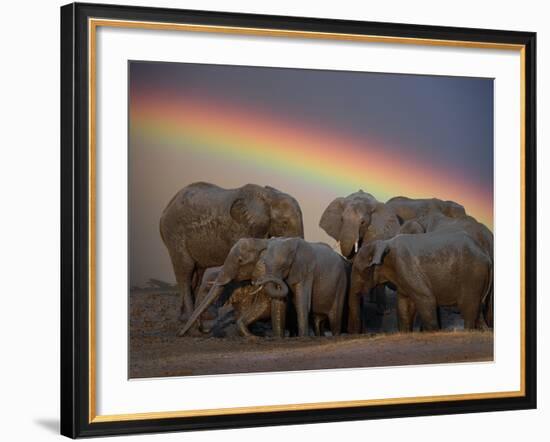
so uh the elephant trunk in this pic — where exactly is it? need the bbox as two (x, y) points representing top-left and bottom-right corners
(360, 266), (377, 295)
(177, 281), (225, 336)
(271, 298), (286, 338)
(348, 267), (366, 334)
(255, 276), (288, 299)
(340, 219), (362, 259)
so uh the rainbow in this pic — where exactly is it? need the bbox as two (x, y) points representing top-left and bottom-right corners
(130, 92), (493, 229)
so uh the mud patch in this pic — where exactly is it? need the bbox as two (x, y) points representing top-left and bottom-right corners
(129, 292), (493, 378)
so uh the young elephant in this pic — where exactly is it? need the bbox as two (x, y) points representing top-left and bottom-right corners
(193, 266), (277, 338)
(178, 238), (287, 337)
(252, 237), (350, 337)
(399, 213), (494, 328)
(350, 231), (492, 333)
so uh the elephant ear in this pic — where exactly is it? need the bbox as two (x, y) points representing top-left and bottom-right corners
(400, 219), (425, 234)
(369, 241), (389, 267)
(370, 204), (401, 240)
(230, 192), (270, 235)
(285, 238), (312, 286)
(319, 197), (345, 240)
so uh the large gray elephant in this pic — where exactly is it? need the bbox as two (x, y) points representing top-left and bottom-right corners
(252, 238), (350, 337)
(320, 190), (400, 259)
(385, 196), (466, 223)
(350, 231), (493, 333)
(160, 182), (304, 321)
(177, 238), (287, 337)
(193, 266), (274, 338)
(399, 212), (494, 327)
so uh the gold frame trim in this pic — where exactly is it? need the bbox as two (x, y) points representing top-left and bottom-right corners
(88, 18), (527, 424)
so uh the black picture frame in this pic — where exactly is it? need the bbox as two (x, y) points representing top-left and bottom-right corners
(61, 2), (537, 438)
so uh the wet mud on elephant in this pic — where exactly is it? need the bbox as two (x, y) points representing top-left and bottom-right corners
(350, 231), (492, 333)
(193, 266), (274, 338)
(399, 212), (494, 327)
(160, 182), (304, 323)
(177, 238), (288, 337)
(252, 237), (350, 337)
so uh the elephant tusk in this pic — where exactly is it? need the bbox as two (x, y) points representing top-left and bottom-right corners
(249, 284), (264, 295)
(354, 241), (359, 253)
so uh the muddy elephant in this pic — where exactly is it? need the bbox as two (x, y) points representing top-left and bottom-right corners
(350, 231), (492, 333)
(253, 238), (350, 337)
(193, 266), (274, 338)
(320, 190), (400, 259)
(399, 212), (494, 327)
(178, 238), (287, 337)
(160, 182), (304, 322)
(385, 196), (466, 223)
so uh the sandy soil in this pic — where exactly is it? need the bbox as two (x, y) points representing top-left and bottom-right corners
(129, 292), (493, 378)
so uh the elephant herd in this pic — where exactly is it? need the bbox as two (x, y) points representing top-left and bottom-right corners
(159, 182), (493, 338)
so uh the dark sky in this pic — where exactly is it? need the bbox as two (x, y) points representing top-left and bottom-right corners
(130, 61), (494, 285)
(131, 61), (494, 189)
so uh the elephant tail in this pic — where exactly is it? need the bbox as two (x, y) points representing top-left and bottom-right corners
(488, 283), (494, 328)
(159, 214), (172, 247)
(159, 219), (166, 245)
(481, 264), (494, 328)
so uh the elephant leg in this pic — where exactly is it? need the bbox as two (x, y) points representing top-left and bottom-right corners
(397, 294), (416, 332)
(347, 294), (362, 334)
(235, 306), (254, 338)
(236, 299), (269, 338)
(476, 310), (489, 330)
(416, 295), (439, 331)
(191, 267), (205, 295)
(235, 318), (254, 338)
(293, 279), (313, 337)
(484, 285), (494, 328)
(436, 307), (442, 329)
(168, 244), (196, 322)
(372, 286), (387, 315)
(313, 315), (324, 336)
(348, 271), (365, 334)
(329, 314), (342, 336)
(329, 275), (346, 335)
(458, 299), (482, 330)
(271, 299), (287, 338)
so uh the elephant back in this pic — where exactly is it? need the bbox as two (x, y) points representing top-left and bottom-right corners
(161, 183), (276, 268)
(418, 213), (493, 262)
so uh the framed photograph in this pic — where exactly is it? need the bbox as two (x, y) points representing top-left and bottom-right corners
(60, 2), (537, 438)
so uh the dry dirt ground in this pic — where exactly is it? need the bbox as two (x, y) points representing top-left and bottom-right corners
(129, 292), (494, 378)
